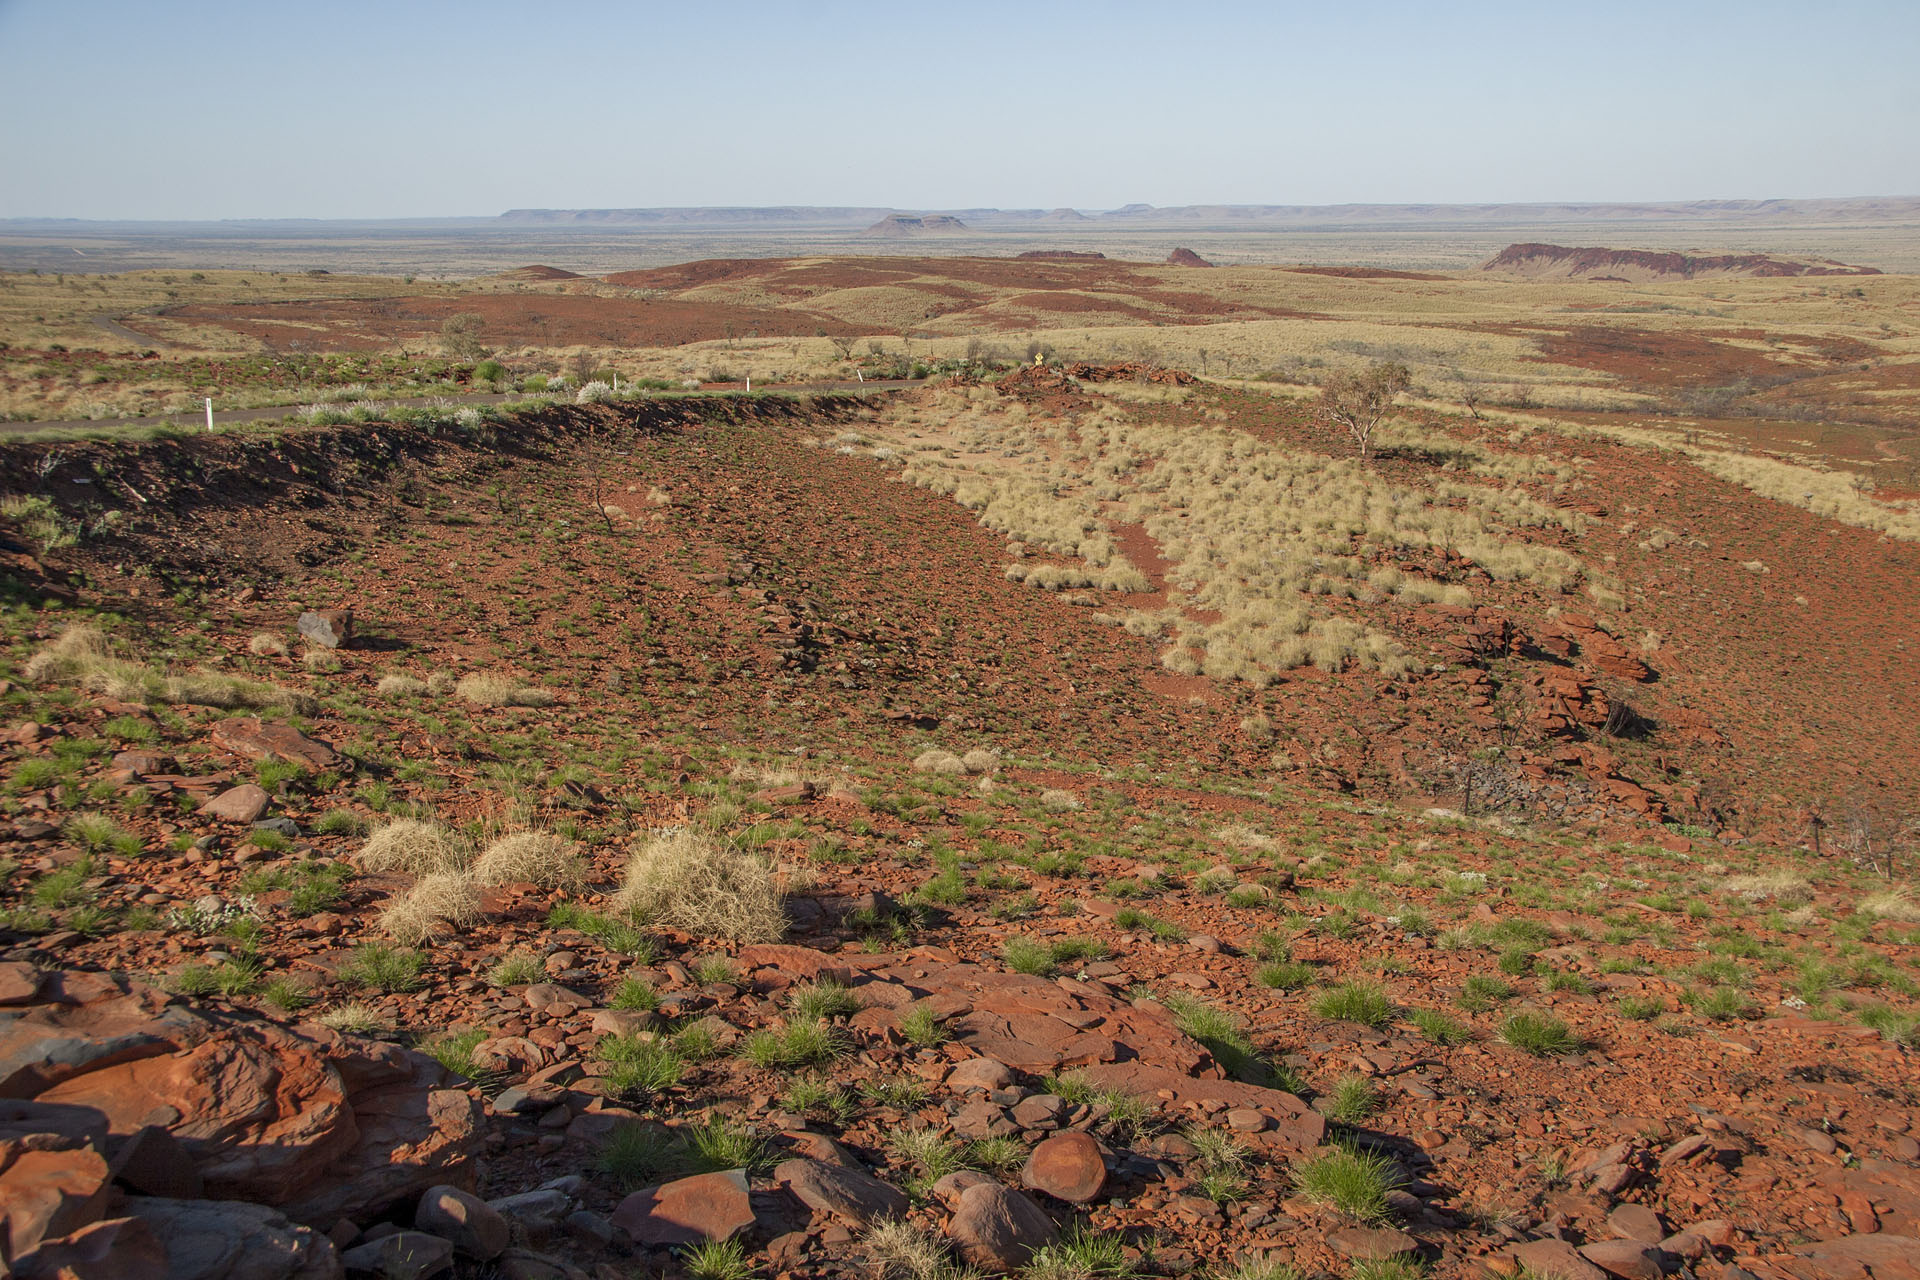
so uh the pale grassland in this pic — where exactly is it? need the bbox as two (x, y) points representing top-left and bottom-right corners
(1507, 410), (1920, 541)
(848, 385), (1590, 682)
(0, 268), (446, 352)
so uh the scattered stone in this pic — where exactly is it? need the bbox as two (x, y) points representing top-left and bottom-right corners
(951, 1100), (1016, 1140)
(1607, 1204), (1665, 1241)
(774, 1158), (908, 1228)
(199, 785), (271, 825)
(1507, 1239), (1609, 1280)
(929, 1171), (997, 1208)
(496, 1248), (589, 1280)
(1578, 1240), (1665, 1280)
(1021, 1132), (1106, 1204)
(1326, 1226), (1420, 1259)
(589, 1009), (657, 1037)
(1785, 1234), (1919, 1278)
(563, 1209), (615, 1250)
(945, 1182), (1059, 1272)
(415, 1185), (508, 1260)
(487, 1189), (571, 1235)
(1010, 1093), (1067, 1130)
(209, 719), (341, 772)
(947, 1058), (1015, 1092)
(1796, 1126), (1839, 1155)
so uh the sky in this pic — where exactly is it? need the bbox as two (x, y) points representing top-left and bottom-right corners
(2, 0), (1916, 220)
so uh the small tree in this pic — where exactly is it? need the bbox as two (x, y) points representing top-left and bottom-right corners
(1319, 362), (1412, 464)
(439, 313), (489, 361)
(1445, 364), (1485, 420)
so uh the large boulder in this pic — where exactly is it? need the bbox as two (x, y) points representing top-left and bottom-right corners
(415, 1184), (510, 1260)
(773, 1157), (908, 1228)
(945, 1182), (1058, 1271)
(10, 1215), (171, 1280)
(1021, 1132), (1106, 1204)
(123, 1198), (343, 1280)
(0, 966), (481, 1228)
(210, 719), (341, 772)
(297, 610), (353, 651)
(0, 1145), (112, 1255)
(609, 1170), (757, 1247)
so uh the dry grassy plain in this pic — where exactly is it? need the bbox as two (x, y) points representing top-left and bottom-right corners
(5, 238), (1919, 533)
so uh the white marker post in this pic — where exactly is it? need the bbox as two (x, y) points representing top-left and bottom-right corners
(745, 376), (750, 392)
(205, 398), (213, 432)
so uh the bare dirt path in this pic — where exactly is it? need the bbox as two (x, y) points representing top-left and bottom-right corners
(90, 311), (173, 347)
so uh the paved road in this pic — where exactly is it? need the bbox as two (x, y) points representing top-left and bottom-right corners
(2, 380), (914, 437)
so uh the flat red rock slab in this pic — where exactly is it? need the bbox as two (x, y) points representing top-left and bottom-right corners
(610, 1170), (755, 1246)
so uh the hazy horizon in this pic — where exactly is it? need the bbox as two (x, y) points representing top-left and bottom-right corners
(2, 0), (1915, 221)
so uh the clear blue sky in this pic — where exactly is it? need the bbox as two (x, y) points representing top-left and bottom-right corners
(2, 0), (1914, 219)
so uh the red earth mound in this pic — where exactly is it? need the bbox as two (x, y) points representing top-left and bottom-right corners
(1165, 248), (1213, 267)
(1284, 264), (1449, 280)
(495, 264), (582, 281)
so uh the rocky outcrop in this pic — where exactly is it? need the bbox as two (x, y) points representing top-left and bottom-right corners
(1539, 613), (1652, 683)
(863, 214), (968, 238)
(0, 963), (481, 1266)
(1481, 243), (1881, 280)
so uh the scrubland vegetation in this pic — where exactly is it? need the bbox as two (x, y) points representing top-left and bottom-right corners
(1, 247), (1918, 1280)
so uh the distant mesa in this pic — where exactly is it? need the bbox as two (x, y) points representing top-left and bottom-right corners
(863, 214), (968, 238)
(1166, 247), (1213, 267)
(497, 264), (581, 281)
(1016, 250), (1107, 261)
(1482, 242), (1881, 281)
(1043, 207), (1091, 222)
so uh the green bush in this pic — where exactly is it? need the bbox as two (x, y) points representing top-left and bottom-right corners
(1499, 1010), (1578, 1056)
(1312, 980), (1393, 1028)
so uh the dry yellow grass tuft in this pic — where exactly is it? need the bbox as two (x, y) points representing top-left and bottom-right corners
(614, 828), (784, 943)
(960, 748), (1000, 775)
(1721, 872), (1813, 906)
(248, 633), (287, 657)
(1039, 789), (1081, 813)
(377, 674), (429, 698)
(472, 831), (588, 891)
(912, 749), (968, 776)
(1859, 887), (1920, 922)
(455, 673), (557, 707)
(358, 820), (472, 876)
(379, 872), (481, 944)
